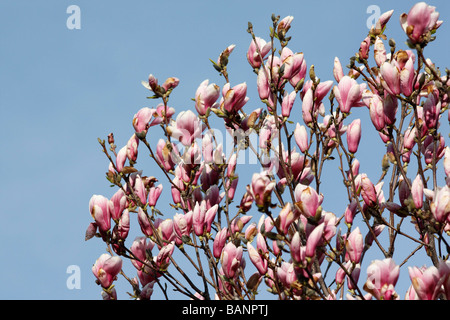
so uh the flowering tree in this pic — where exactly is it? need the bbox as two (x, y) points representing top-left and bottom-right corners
(86, 2), (450, 300)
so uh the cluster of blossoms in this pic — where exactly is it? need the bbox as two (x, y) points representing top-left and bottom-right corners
(87, 2), (450, 300)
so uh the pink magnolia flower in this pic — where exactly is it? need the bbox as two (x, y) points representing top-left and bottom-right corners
(302, 80), (334, 113)
(427, 185), (450, 223)
(369, 9), (394, 36)
(411, 174), (424, 209)
(138, 263), (158, 287)
(358, 36), (370, 60)
(85, 222), (97, 241)
(275, 147), (307, 182)
(110, 188), (127, 221)
(200, 163), (220, 192)
(116, 209), (130, 240)
(217, 44), (235, 67)
(154, 103), (175, 123)
(400, 2), (442, 44)
(143, 74), (179, 95)
(360, 174), (378, 207)
(225, 175), (239, 200)
(380, 51), (415, 97)
(244, 220), (256, 245)
(423, 92), (441, 130)
(226, 153), (237, 178)
(368, 94), (386, 131)
(317, 211), (337, 242)
(173, 211), (193, 245)
(421, 134), (446, 165)
(335, 260), (350, 285)
(380, 62), (401, 96)
(115, 146), (127, 173)
(126, 134), (139, 163)
(192, 201), (218, 236)
(220, 82), (249, 114)
(146, 74), (158, 92)
(345, 227), (364, 264)
(244, 225), (257, 243)
(133, 174), (147, 205)
(272, 239), (281, 257)
(277, 15), (294, 37)
(213, 227), (229, 259)
(306, 223), (325, 258)
(281, 90), (296, 118)
(239, 189), (254, 213)
(344, 200), (358, 225)
(408, 264), (443, 300)
(137, 207), (154, 237)
(375, 181), (385, 205)
(399, 55), (415, 97)
(346, 119), (362, 153)
(257, 66), (273, 102)
(294, 183), (320, 218)
(439, 260), (450, 299)
(405, 284), (420, 300)
(167, 110), (205, 146)
(247, 237), (268, 275)
(220, 242), (244, 279)
(154, 242), (175, 271)
(89, 195), (113, 233)
(383, 93), (399, 126)
(156, 139), (179, 171)
(243, 222), (256, 246)
(301, 88), (314, 125)
(280, 47), (305, 82)
(132, 107), (155, 134)
(276, 262), (296, 288)
(364, 258), (400, 300)
(278, 202), (295, 235)
(336, 261), (361, 291)
(350, 159), (361, 177)
(290, 232), (306, 266)
(161, 77), (180, 92)
(247, 37), (271, 69)
(333, 57), (344, 83)
(130, 236), (155, 270)
(194, 80), (220, 116)
(148, 184), (163, 207)
(258, 214), (274, 234)
(92, 253), (123, 288)
(288, 53), (307, 88)
(256, 232), (268, 253)
(397, 176), (411, 207)
(294, 123), (309, 153)
(365, 224), (385, 247)
(181, 141), (202, 167)
(250, 171), (276, 209)
(317, 79), (335, 100)
(204, 185), (224, 209)
(202, 131), (215, 164)
(230, 215), (253, 234)
(373, 37), (387, 67)
(403, 127), (417, 150)
(158, 219), (176, 244)
(132, 105), (171, 136)
(157, 103), (175, 119)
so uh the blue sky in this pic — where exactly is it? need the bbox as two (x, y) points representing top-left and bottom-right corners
(0, 0), (449, 299)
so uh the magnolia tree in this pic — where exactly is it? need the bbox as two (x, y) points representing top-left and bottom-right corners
(86, 2), (450, 300)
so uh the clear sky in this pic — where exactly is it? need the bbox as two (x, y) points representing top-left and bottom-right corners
(0, 0), (449, 299)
